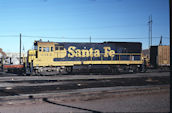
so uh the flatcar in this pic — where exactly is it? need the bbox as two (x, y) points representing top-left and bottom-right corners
(26, 40), (145, 75)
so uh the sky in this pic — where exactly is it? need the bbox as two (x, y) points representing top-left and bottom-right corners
(0, 0), (170, 53)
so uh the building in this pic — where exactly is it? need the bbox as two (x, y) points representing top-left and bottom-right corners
(5, 52), (27, 65)
(0, 48), (6, 58)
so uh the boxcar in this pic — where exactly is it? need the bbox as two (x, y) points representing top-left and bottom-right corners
(150, 45), (170, 69)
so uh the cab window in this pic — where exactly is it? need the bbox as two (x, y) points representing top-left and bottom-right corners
(43, 47), (46, 52)
(39, 47), (42, 51)
(51, 47), (53, 51)
(55, 44), (58, 50)
(34, 42), (38, 50)
(46, 47), (49, 52)
(34, 45), (38, 50)
(59, 46), (64, 50)
(55, 44), (64, 51)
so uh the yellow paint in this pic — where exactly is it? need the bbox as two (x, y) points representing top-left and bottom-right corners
(94, 49), (100, 57)
(103, 47), (115, 57)
(67, 46), (101, 58)
(32, 60), (142, 67)
(28, 50), (36, 62)
(81, 49), (90, 57)
(68, 46), (76, 57)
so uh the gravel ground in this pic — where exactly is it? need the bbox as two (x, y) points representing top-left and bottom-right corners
(0, 76), (169, 96)
(0, 88), (169, 113)
(0, 71), (170, 113)
(63, 89), (169, 112)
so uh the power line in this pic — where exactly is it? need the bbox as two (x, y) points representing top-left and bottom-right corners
(0, 35), (169, 39)
(22, 36), (170, 39)
(0, 35), (19, 37)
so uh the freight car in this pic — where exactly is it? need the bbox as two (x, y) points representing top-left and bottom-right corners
(149, 45), (170, 70)
(25, 40), (145, 75)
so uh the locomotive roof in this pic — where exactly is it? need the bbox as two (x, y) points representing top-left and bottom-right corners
(35, 40), (142, 44)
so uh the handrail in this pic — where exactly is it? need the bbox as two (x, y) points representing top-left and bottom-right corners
(115, 53), (141, 55)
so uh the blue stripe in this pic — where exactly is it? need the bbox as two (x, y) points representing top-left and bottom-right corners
(53, 55), (141, 61)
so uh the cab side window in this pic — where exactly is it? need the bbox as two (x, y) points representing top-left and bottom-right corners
(46, 47), (49, 52)
(51, 47), (53, 51)
(39, 47), (42, 51)
(55, 44), (58, 50)
(55, 44), (64, 51)
(43, 47), (46, 52)
(59, 46), (64, 50)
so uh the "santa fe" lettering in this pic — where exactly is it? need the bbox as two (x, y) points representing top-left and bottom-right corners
(67, 46), (115, 58)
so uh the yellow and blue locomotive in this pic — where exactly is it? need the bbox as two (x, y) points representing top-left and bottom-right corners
(27, 40), (144, 75)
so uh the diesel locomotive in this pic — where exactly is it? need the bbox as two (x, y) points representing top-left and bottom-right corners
(26, 40), (145, 75)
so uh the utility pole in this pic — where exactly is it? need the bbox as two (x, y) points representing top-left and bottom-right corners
(90, 36), (91, 43)
(148, 15), (153, 48)
(19, 33), (21, 64)
(150, 15), (152, 46)
(159, 35), (162, 46)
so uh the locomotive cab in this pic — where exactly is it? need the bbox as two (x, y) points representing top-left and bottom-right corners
(27, 40), (71, 75)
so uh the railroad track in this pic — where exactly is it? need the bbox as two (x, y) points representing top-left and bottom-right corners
(0, 72), (169, 96)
